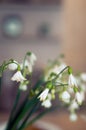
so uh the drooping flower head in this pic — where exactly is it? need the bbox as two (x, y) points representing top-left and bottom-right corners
(8, 60), (18, 71)
(68, 74), (78, 87)
(69, 113), (78, 121)
(61, 91), (71, 103)
(11, 71), (26, 82)
(75, 92), (85, 105)
(69, 100), (79, 112)
(41, 99), (52, 108)
(38, 88), (49, 101)
(29, 52), (37, 66)
(19, 84), (27, 91)
(21, 60), (33, 73)
(80, 73), (86, 82)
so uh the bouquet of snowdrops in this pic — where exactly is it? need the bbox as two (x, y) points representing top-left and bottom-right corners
(0, 51), (86, 130)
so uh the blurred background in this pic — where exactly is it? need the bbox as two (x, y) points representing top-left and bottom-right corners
(0, 0), (86, 130)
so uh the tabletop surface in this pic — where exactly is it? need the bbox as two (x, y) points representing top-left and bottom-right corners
(0, 111), (86, 130)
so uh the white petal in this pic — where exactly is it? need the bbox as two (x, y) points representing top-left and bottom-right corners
(28, 62), (33, 72)
(61, 91), (70, 103)
(21, 60), (33, 73)
(8, 61), (18, 70)
(69, 113), (78, 121)
(68, 74), (77, 87)
(42, 99), (52, 108)
(30, 53), (37, 66)
(81, 73), (86, 82)
(19, 84), (27, 91)
(11, 71), (26, 82)
(69, 100), (79, 111)
(38, 88), (49, 101)
(75, 92), (84, 105)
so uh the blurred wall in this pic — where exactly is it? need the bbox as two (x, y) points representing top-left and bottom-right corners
(63, 0), (86, 72)
(0, 5), (62, 111)
(0, 5), (62, 67)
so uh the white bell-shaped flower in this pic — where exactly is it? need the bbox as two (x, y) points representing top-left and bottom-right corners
(38, 88), (49, 101)
(30, 53), (37, 66)
(8, 61), (18, 71)
(11, 71), (26, 82)
(19, 84), (27, 91)
(61, 91), (70, 103)
(69, 113), (78, 121)
(21, 60), (33, 73)
(41, 99), (52, 108)
(75, 92), (85, 105)
(81, 73), (86, 82)
(68, 74), (77, 87)
(69, 100), (79, 111)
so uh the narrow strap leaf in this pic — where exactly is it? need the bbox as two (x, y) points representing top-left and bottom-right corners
(5, 89), (21, 130)
(22, 105), (58, 130)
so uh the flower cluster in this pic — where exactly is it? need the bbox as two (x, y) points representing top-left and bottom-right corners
(42, 58), (86, 121)
(0, 52), (86, 130)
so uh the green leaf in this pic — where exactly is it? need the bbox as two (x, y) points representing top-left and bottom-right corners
(18, 100), (40, 130)
(23, 105), (58, 130)
(5, 89), (21, 130)
(10, 92), (41, 130)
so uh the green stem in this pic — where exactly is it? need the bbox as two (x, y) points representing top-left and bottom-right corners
(0, 77), (2, 95)
(22, 105), (58, 130)
(18, 101), (40, 130)
(5, 88), (21, 130)
(53, 66), (69, 81)
(3, 60), (20, 71)
(10, 92), (41, 130)
(22, 54), (27, 76)
(53, 81), (68, 87)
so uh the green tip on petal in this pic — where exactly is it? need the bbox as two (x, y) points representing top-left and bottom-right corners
(26, 52), (32, 56)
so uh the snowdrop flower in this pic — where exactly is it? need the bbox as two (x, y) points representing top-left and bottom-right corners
(68, 87), (74, 94)
(20, 60), (29, 69)
(21, 60), (33, 73)
(61, 91), (70, 103)
(68, 74), (78, 87)
(38, 88), (49, 101)
(44, 64), (67, 81)
(8, 61), (18, 70)
(28, 63), (33, 72)
(11, 71), (26, 82)
(69, 100), (79, 111)
(41, 99), (52, 108)
(30, 53), (37, 66)
(69, 113), (78, 121)
(75, 92), (84, 105)
(81, 73), (86, 82)
(19, 84), (27, 91)
(81, 84), (86, 92)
